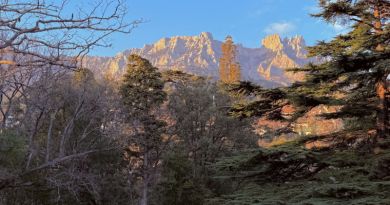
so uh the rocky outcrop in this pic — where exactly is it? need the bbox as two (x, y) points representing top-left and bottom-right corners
(262, 34), (284, 52)
(254, 104), (344, 148)
(293, 105), (344, 136)
(83, 32), (317, 88)
(257, 35), (309, 84)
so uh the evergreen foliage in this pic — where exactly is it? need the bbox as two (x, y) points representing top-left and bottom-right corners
(210, 1), (390, 204)
(228, 0), (390, 141)
(120, 54), (168, 205)
(292, 0), (390, 139)
(153, 149), (207, 205)
(120, 54), (166, 115)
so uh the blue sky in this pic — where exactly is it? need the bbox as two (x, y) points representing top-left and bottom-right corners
(90, 0), (346, 56)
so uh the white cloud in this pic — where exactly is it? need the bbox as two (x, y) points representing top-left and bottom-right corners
(264, 22), (296, 35)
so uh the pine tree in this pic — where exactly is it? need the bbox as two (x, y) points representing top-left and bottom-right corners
(228, 82), (287, 120)
(120, 54), (167, 205)
(229, 1), (390, 144)
(219, 36), (241, 84)
(120, 54), (166, 115)
(296, 0), (390, 140)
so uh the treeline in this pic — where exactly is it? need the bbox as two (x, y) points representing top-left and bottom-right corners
(0, 3), (256, 203)
(1, 0), (389, 205)
(0, 52), (256, 204)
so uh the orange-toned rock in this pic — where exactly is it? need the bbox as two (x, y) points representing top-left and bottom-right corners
(293, 105), (343, 136)
(281, 104), (296, 119)
(258, 133), (298, 148)
(253, 116), (289, 135)
(254, 104), (344, 148)
(262, 34), (284, 52)
(304, 139), (333, 149)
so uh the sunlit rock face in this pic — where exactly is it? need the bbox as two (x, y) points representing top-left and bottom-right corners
(83, 32), (317, 88)
(262, 34), (284, 52)
(257, 34), (309, 84)
(130, 32), (220, 78)
(293, 105), (344, 136)
(253, 104), (344, 148)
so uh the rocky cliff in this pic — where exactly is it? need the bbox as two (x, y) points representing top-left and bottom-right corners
(83, 32), (317, 88)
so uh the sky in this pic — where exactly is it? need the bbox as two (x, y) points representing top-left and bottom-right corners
(89, 0), (348, 56)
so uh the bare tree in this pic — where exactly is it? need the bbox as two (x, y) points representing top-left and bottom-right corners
(0, 68), (127, 203)
(0, 0), (139, 201)
(0, 0), (140, 69)
(0, 0), (139, 133)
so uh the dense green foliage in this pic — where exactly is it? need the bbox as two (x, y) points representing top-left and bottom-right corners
(209, 1), (390, 204)
(291, 0), (390, 139)
(153, 149), (207, 205)
(229, 0), (389, 139)
(207, 143), (390, 205)
(120, 54), (168, 205)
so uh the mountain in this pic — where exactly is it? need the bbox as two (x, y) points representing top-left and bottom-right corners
(83, 32), (317, 87)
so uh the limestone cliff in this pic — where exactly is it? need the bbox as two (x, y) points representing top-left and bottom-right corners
(261, 34), (284, 52)
(83, 32), (317, 88)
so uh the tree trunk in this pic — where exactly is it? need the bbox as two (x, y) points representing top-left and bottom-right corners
(374, 3), (389, 140)
(376, 78), (389, 139)
(140, 181), (148, 205)
(59, 99), (84, 157)
(128, 170), (134, 205)
(46, 110), (57, 162)
(140, 152), (149, 205)
(25, 110), (44, 169)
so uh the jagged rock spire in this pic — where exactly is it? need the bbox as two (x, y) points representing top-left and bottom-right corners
(261, 34), (283, 52)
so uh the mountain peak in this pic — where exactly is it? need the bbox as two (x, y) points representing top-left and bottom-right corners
(199, 32), (213, 39)
(284, 35), (307, 58)
(261, 34), (283, 52)
(84, 32), (316, 88)
(153, 37), (169, 52)
(285, 35), (305, 46)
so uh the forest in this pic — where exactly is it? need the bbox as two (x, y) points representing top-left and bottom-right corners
(0, 0), (389, 205)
